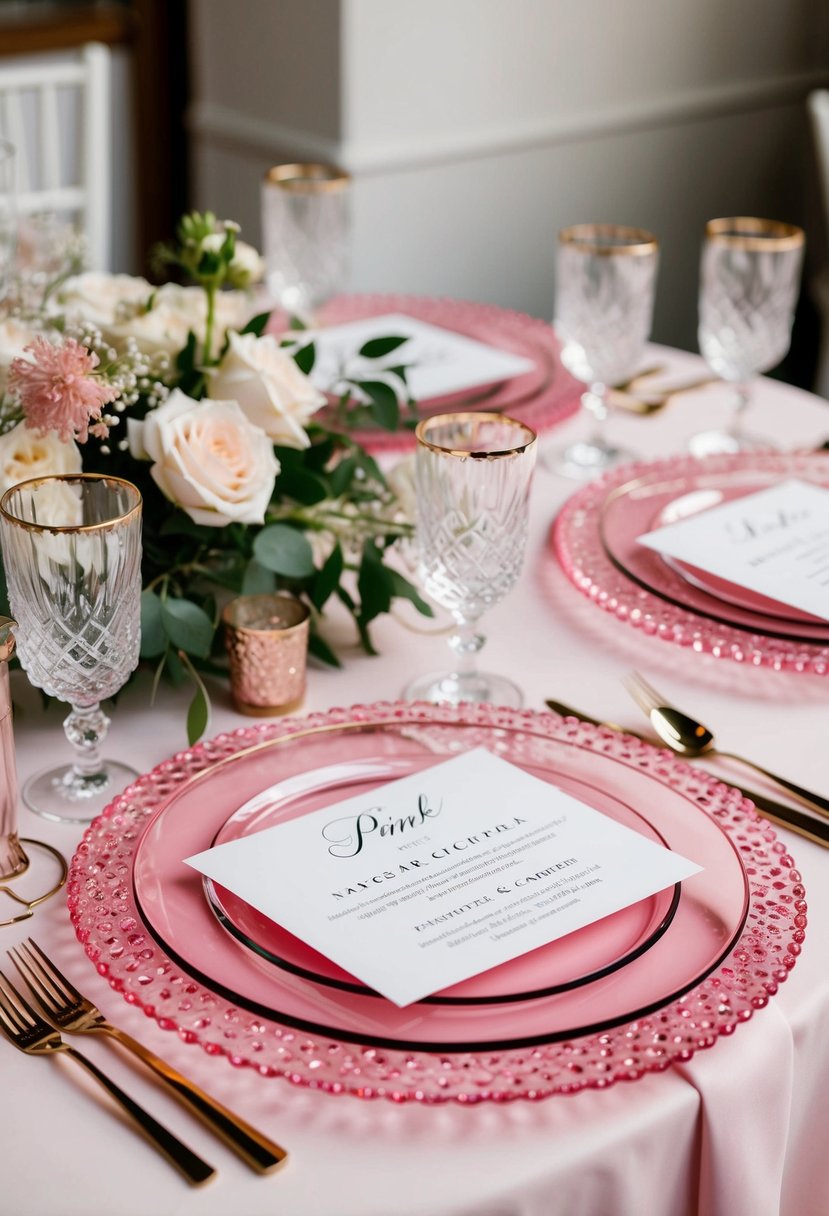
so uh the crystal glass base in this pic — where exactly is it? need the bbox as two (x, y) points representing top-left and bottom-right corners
(688, 428), (776, 457)
(23, 760), (139, 824)
(404, 669), (523, 708)
(547, 438), (635, 481)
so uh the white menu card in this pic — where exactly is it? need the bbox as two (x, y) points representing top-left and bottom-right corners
(299, 313), (535, 401)
(637, 479), (829, 622)
(185, 749), (700, 1007)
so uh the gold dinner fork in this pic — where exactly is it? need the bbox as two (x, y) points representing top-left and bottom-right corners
(0, 967), (215, 1186)
(623, 671), (829, 821)
(9, 939), (287, 1174)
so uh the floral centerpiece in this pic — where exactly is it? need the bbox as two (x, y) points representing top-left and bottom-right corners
(0, 213), (429, 739)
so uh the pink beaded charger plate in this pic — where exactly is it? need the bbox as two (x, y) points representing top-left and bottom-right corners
(68, 702), (805, 1103)
(290, 294), (583, 453)
(553, 451), (829, 673)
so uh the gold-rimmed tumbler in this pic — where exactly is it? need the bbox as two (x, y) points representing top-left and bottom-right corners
(692, 217), (805, 455)
(261, 162), (351, 321)
(0, 474), (142, 823)
(404, 413), (537, 708)
(552, 223), (659, 479)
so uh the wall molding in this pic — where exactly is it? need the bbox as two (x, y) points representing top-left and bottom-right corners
(188, 67), (829, 177)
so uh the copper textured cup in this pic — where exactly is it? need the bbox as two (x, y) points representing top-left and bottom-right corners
(223, 594), (310, 716)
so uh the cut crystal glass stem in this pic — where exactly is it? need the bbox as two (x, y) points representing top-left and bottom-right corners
(63, 702), (110, 782)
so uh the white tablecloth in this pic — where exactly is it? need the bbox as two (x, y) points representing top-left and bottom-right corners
(3, 346), (829, 1216)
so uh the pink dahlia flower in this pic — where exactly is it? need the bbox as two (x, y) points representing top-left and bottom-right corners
(8, 336), (118, 444)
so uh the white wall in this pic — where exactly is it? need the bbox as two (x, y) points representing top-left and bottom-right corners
(188, 0), (829, 355)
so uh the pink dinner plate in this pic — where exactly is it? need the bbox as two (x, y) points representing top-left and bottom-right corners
(598, 462), (829, 642)
(130, 710), (746, 1053)
(280, 294), (583, 452)
(68, 702), (806, 1102)
(554, 451), (829, 673)
(202, 758), (679, 1004)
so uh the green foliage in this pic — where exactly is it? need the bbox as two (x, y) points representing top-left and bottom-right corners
(253, 525), (316, 579)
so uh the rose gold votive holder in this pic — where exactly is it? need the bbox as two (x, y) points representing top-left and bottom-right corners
(222, 594), (310, 716)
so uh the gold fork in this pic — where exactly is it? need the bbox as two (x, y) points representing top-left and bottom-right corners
(0, 967), (215, 1185)
(623, 671), (829, 822)
(9, 939), (287, 1174)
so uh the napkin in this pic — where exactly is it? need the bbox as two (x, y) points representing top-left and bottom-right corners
(674, 1002), (794, 1216)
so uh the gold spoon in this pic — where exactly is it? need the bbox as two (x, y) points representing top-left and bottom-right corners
(544, 697), (829, 847)
(609, 375), (719, 416)
(623, 672), (829, 822)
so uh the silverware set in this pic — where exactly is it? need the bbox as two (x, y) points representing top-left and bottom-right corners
(546, 672), (829, 849)
(0, 938), (288, 1185)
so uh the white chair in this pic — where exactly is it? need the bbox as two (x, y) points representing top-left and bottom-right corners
(808, 89), (829, 399)
(0, 42), (111, 271)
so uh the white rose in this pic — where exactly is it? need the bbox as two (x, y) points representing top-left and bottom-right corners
(129, 388), (279, 527)
(0, 422), (82, 494)
(107, 283), (253, 359)
(201, 233), (265, 288)
(0, 317), (37, 397)
(206, 331), (326, 448)
(53, 272), (153, 328)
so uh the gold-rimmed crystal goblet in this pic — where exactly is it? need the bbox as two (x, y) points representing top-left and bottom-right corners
(404, 413), (537, 708)
(261, 163), (351, 323)
(551, 223), (660, 479)
(691, 217), (805, 456)
(0, 474), (142, 823)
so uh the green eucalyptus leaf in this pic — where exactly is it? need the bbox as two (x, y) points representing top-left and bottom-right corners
(276, 467), (329, 505)
(186, 679), (210, 745)
(140, 589), (167, 658)
(357, 541), (393, 623)
(354, 448), (387, 488)
(303, 434), (336, 471)
(308, 629), (341, 668)
(387, 568), (434, 617)
(253, 524), (315, 578)
(328, 455), (358, 497)
(357, 380), (400, 431)
(164, 647), (187, 687)
(175, 330), (197, 374)
(240, 310), (271, 337)
(293, 342), (316, 375)
(176, 649), (212, 744)
(311, 542), (343, 610)
(289, 315), (307, 330)
(161, 597), (214, 659)
(358, 335), (409, 359)
(241, 559), (276, 596)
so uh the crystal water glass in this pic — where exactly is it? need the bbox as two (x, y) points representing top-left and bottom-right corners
(261, 162), (351, 322)
(692, 217), (805, 455)
(552, 224), (660, 479)
(0, 474), (142, 823)
(404, 412), (537, 708)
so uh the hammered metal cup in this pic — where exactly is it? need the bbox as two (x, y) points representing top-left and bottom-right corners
(223, 594), (310, 716)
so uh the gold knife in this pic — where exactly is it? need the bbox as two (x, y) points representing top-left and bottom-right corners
(544, 698), (829, 848)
